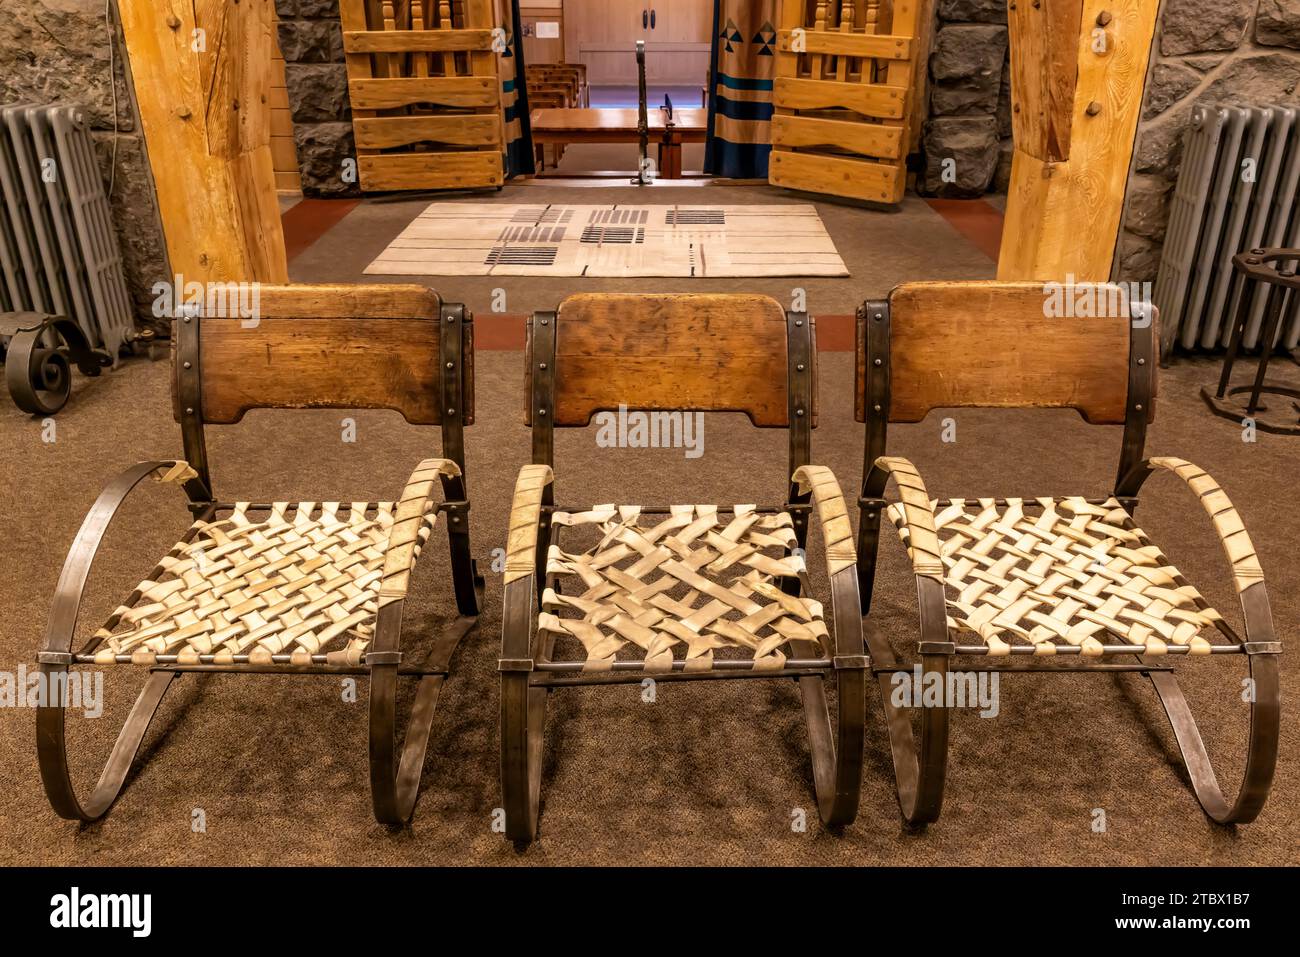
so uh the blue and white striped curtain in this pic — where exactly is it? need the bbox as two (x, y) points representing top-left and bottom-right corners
(704, 0), (778, 178)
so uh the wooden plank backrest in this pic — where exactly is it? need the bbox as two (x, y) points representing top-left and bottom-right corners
(529, 293), (805, 428)
(177, 283), (473, 426)
(856, 281), (1149, 425)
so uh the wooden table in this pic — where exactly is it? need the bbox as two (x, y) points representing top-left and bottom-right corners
(529, 107), (707, 178)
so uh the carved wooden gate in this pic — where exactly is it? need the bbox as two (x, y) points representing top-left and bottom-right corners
(340, 0), (505, 191)
(770, 1), (921, 204)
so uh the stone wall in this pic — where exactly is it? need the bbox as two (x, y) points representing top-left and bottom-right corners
(0, 0), (168, 331)
(275, 0), (359, 197)
(920, 0), (1013, 197)
(1118, 0), (1300, 281)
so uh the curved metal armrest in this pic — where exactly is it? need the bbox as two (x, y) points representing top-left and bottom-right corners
(793, 465), (857, 575)
(863, 455), (944, 584)
(793, 465), (866, 665)
(42, 460), (210, 658)
(1118, 458), (1281, 824)
(376, 458), (464, 610)
(500, 464), (555, 667)
(1118, 456), (1276, 644)
(504, 465), (554, 588)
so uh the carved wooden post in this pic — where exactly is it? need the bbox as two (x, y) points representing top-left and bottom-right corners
(997, 0), (1161, 281)
(116, 0), (287, 284)
(811, 1), (829, 79)
(837, 1), (856, 81)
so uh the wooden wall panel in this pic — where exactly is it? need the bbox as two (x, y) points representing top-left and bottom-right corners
(519, 1), (564, 65)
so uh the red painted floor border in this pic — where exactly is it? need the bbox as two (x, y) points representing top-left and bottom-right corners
(282, 198), (361, 263)
(924, 197), (1004, 263)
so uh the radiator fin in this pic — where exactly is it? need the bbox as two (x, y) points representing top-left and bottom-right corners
(0, 103), (133, 356)
(1154, 105), (1300, 352)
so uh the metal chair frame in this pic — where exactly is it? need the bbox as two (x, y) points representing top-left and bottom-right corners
(855, 294), (1282, 826)
(36, 299), (483, 826)
(499, 306), (867, 844)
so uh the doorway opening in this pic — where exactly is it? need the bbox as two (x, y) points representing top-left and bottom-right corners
(519, 1), (714, 179)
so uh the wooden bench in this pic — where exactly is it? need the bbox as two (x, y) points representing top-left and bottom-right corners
(528, 107), (708, 178)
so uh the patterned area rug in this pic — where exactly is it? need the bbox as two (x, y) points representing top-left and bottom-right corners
(364, 203), (849, 277)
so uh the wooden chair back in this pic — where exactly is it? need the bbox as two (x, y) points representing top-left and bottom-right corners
(529, 91), (568, 110)
(174, 283), (473, 426)
(856, 281), (1155, 426)
(527, 293), (812, 428)
(171, 282), (474, 496)
(527, 81), (576, 106)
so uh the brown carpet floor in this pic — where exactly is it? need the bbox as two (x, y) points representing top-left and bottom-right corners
(2, 347), (1297, 866)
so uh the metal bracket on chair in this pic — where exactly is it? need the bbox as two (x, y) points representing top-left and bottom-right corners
(37, 651), (73, 666)
(862, 299), (891, 461)
(918, 641), (956, 656)
(441, 500), (472, 527)
(785, 310), (814, 480)
(833, 654), (869, 670)
(499, 657), (535, 673)
(365, 651), (402, 666)
(783, 501), (811, 528)
(440, 302), (468, 471)
(1243, 641), (1283, 655)
(174, 305), (214, 497)
(530, 311), (558, 468)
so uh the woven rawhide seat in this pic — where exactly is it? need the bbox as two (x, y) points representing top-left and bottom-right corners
(539, 504), (827, 672)
(887, 493), (1228, 657)
(37, 285), (483, 826)
(500, 294), (867, 843)
(93, 498), (437, 668)
(856, 282), (1281, 828)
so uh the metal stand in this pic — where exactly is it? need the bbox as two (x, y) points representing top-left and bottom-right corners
(631, 40), (650, 185)
(1, 312), (112, 415)
(1202, 248), (1300, 434)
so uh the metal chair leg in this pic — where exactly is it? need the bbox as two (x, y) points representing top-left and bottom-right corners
(36, 667), (178, 822)
(368, 601), (480, 826)
(499, 671), (547, 844)
(867, 622), (951, 826)
(1145, 651), (1281, 824)
(797, 665), (866, 828)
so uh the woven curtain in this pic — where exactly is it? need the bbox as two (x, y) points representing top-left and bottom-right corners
(498, 0), (536, 177)
(704, 0), (778, 178)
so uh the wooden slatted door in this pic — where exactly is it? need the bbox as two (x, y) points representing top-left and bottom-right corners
(340, 0), (505, 191)
(770, 1), (920, 204)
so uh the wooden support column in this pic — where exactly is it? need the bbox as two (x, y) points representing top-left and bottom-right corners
(117, 0), (288, 284)
(906, 0), (937, 156)
(997, 0), (1160, 281)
